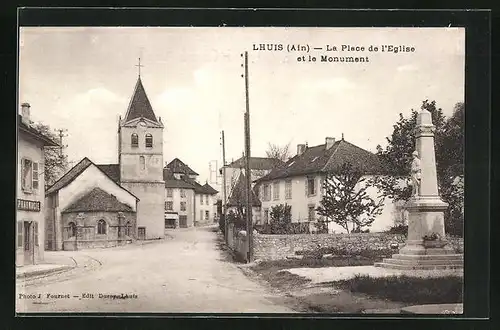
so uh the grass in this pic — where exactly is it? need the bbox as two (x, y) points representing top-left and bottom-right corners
(332, 274), (463, 304)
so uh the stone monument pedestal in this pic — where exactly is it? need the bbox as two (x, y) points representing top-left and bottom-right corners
(375, 198), (463, 270)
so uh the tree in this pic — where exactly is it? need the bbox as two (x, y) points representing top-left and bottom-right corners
(266, 142), (291, 163)
(31, 122), (69, 189)
(269, 204), (292, 234)
(316, 162), (385, 234)
(374, 100), (464, 236)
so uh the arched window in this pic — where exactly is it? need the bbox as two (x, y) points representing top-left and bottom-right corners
(125, 221), (131, 236)
(145, 133), (153, 148)
(139, 156), (146, 171)
(68, 222), (76, 238)
(97, 219), (107, 235)
(131, 133), (139, 148)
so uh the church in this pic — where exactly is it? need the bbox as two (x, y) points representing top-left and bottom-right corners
(45, 71), (166, 250)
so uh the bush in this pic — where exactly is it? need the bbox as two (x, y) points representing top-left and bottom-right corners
(334, 275), (463, 304)
(269, 204), (292, 234)
(387, 224), (408, 236)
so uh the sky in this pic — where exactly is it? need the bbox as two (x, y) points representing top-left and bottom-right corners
(19, 27), (465, 191)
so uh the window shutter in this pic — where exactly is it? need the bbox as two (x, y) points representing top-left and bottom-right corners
(21, 159), (26, 190)
(17, 222), (23, 248)
(34, 222), (39, 246)
(32, 162), (39, 191)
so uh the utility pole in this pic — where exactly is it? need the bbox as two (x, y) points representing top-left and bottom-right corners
(221, 130), (228, 244)
(242, 51), (253, 263)
(54, 128), (68, 158)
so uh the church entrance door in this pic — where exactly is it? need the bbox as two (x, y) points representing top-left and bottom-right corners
(179, 215), (187, 228)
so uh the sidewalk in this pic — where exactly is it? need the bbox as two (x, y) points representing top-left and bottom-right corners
(16, 263), (74, 280)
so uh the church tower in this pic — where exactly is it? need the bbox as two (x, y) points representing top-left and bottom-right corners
(118, 67), (165, 239)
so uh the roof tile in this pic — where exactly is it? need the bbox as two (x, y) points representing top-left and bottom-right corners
(62, 187), (134, 213)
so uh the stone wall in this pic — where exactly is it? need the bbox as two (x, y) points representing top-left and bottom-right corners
(253, 232), (463, 261)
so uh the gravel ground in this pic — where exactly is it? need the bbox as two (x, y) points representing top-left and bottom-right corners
(16, 226), (296, 314)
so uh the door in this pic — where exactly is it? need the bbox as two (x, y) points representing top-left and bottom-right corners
(179, 215), (187, 228)
(23, 221), (33, 265)
(138, 227), (146, 240)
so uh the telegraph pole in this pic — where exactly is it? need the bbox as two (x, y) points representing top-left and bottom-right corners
(242, 51), (253, 263)
(221, 130), (228, 244)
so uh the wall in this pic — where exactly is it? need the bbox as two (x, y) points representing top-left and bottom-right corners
(17, 132), (45, 265)
(122, 181), (165, 239)
(61, 211), (135, 250)
(259, 174), (397, 233)
(253, 232), (464, 261)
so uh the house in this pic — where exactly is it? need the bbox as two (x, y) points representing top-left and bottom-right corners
(163, 158), (218, 228)
(45, 74), (166, 249)
(254, 137), (398, 233)
(220, 156), (283, 216)
(226, 172), (261, 224)
(45, 157), (139, 250)
(17, 103), (59, 266)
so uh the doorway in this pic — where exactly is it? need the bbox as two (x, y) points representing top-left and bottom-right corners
(23, 221), (33, 265)
(138, 227), (146, 240)
(179, 215), (187, 228)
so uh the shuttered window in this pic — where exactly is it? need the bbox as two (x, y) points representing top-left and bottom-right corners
(17, 222), (23, 248)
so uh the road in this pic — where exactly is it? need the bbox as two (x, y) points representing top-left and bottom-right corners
(16, 226), (296, 313)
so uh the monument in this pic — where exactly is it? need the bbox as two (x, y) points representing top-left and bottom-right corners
(375, 108), (463, 270)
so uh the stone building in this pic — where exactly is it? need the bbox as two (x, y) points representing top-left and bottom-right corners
(45, 74), (166, 249)
(17, 103), (59, 266)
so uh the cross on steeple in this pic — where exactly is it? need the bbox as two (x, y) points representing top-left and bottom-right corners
(135, 57), (144, 77)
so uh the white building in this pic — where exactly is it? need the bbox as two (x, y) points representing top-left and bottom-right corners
(17, 103), (59, 265)
(254, 137), (400, 233)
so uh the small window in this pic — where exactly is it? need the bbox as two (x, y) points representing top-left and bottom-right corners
(125, 221), (131, 236)
(308, 206), (316, 222)
(21, 158), (33, 192)
(166, 188), (173, 198)
(97, 219), (107, 235)
(17, 222), (23, 248)
(205, 195), (209, 205)
(68, 222), (76, 237)
(139, 156), (145, 171)
(180, 202), (186, 211)
(263, 184), (270, 201)
(200, 210), (203, 221)
(32, 162), (39, 191)
(205, 210), (209, 220)
(180, 189), (186, 198)
(145, 133), (153, 148)
(307, 177), (316, 196)
(273, 182), (280, 200)
(285, 180), (292, 199)
(131, 133), (139, 148)
(165, 201), (173, 210)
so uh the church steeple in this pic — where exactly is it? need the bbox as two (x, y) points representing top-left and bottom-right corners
(123, 76), (159, 124)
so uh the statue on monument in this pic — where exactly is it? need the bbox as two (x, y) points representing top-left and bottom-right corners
(410, 150), (421, 196)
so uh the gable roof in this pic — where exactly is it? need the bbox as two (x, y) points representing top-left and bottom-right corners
(202, 183), (218, 195)
(62, 187), (134, 213)
(96, 164), (120, 184)
(166, 158), (199, 176)
(255, 139), (385, 182)
(227, 156), (284, 170)
(123, 77), (159, 123)
(163, 168), (197, 189)
(227, 172), (261, 207)
(45, 157), (139, 200)
(18, 115), (60, 147)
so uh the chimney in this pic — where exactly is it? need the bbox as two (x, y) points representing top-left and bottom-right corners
(325, 137), (336, 150)
(297, 144), (306, 156)
(21, 103), (31, 125)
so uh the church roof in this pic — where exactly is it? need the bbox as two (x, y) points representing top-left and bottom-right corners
(123, 77), (159, 123)
(166, 158), (199, 176)
(46, 157), (139, 200)
(96, 164), (120, 184)
(62, 187), (134, 213)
